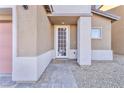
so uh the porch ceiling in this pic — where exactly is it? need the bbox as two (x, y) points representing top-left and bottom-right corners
(0, 8), (12, 15)
(0, 8), (12, 21)
(48, 16), (79, 25)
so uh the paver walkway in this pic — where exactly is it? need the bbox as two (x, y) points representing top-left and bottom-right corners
(1, 54), (124, 88)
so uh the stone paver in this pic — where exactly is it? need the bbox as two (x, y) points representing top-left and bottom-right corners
(0, 76), (16, 88)
(1, 54), (124, 88)
(36, 59), (78, 88)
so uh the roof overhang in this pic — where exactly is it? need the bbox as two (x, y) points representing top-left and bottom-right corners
(45, 5), (120, 22)
(91, 9), (120, 21)
(44, 5), (53, 13)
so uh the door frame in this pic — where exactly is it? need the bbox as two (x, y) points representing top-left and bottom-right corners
(54, 25), (70, 58)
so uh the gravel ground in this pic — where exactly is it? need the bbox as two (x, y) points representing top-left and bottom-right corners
(71, 55), (124, 88)
(1, 54), (124, 88)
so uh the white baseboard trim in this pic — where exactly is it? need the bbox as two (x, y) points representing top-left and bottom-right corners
(52, 49), (77, 59)
(12, 57), (37, 81)
(92, 50), (113, 60)
(12, 49), (113, 81)
(12, 50), (54, 81)
(37, 50), (54, 79)
(69, 49), (77, 59)
(68, 49), (113, 61)
(52, 49), (113, 61)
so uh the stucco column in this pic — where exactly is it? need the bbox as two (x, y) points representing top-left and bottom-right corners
(77, 16), (91, 65)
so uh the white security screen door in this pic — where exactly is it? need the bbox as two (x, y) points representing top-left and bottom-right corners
(55, 26), (69, 58)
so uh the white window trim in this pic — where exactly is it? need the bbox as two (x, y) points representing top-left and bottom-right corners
(91, 27), (102, 40)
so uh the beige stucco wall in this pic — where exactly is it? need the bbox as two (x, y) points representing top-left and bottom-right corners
(69, 14), (112, 50)
(17, 5), (53, 57)
(60, 15), (111, 50)
(70, 25), (77, 49)
(37, 6), (53, 55)
(91, 14), (112, 50)
(109, 6), (124, 54)
(17, 6), (37, 57)
(17, 5), (111, 57)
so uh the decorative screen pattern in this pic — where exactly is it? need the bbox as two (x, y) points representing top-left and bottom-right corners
(57, 27), (67, 56)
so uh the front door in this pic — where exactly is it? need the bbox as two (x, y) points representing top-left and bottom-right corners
(55, 26), (69, 58)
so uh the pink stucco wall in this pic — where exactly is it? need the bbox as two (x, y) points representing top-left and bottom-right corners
(0, 22), (12, 74)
